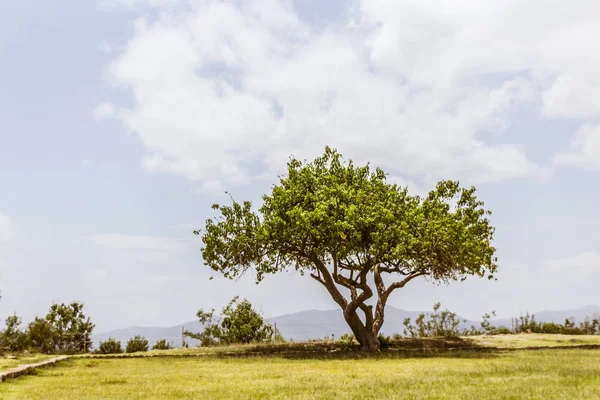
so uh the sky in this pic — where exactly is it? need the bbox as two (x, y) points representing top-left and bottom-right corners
(1, 0), (599, 333)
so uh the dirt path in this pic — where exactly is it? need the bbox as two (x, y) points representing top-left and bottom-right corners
(0, 356), (69, 382)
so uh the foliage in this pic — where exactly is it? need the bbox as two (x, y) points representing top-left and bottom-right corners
(0, 314), (28, 352)
(27, 317), (56, 354)
(44, 302), (95, 354)
(403, 303), (465, 338)
(126, 336), (149, 353)
(0, 315), (26, 351)
(273, 325), (286, 343)
(495, 327), (512, 335)
(464, 310), (499, 336)
(512, 313), (599, 335)
(198, 147), (497, 351)
(2, 303), (94, 355)
(377, 334), (392, 349)
(97, 338), (124, 354)
(185, 297), (273, 346)
(152, 339), (174, 350)
(337, 333), (359, 351)
(479, 311), (497, 334)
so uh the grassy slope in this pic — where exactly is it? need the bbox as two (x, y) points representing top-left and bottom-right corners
(467, 333), (600, 348)
(1, 335), (600, 399)
(1, 349), (599, 399)
(0, 355), (56, 372)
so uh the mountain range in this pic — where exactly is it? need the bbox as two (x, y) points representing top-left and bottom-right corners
(92, 305), (600, 348)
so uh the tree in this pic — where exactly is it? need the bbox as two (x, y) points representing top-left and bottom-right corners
(98, 338), (124, 354)
(0, 314), (28, 352)
(198, 147), (497, 351)
(185, 297), (273, 345)
(45, 302), (95, 354)
(25, 302), (95, 354)
(126, 336), (149, 353)
(152, 339), (173, 350)
(27, 317), (56, 354)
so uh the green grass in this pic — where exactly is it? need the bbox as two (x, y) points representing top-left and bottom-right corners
(466, 333), (600, 348)
(1, 347), (599, 398)
(0, 354), (56, 372)
(1, 335), (599, 399)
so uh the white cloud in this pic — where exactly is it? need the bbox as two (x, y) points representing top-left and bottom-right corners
(87, 234), (189, 253)
(102, 0), (600, 189)
(93, 102), (117, 120)
(0, 213), (16, 244)
(542, 75), (600, 119)
(546, 252), (600, 273)
(553, 124), (600, 170)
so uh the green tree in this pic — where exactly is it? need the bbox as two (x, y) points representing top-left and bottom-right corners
(45, 302), (95, 354)
(27, 317), (56, 354)
(126, 335), (149, 353)
(25, 302), (95, 354)
(0, 314), (28, 352)
(186, 297), (273, 345)
(198, 147), (498, 351)
(98, 338), (124, 354)
(152, 339), (173, 350)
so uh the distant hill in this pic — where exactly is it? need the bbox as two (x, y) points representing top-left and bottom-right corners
(93, 305), (600, 349)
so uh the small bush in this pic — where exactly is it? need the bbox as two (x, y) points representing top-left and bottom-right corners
(495, 327), (512, 335)
(338, 333), (358, 351)
(152, 339), (173, 350)
(97, 338), (123, 354)
(126, 335), (149, 353)
(377, 334), (392, 349)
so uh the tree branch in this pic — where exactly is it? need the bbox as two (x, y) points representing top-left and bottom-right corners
(385, 271), (427, 298)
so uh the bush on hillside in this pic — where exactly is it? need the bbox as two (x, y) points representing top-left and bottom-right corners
(152, 339), (173, 350)
(403, 303), (464, 338)
(126, 335), (149, 353)
(97, 338), (123, 354)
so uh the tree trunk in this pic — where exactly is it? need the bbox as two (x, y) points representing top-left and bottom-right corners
(358, 330), (380, 352)
(343, 311), (380, 352)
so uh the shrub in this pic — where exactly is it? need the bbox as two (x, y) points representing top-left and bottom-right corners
(97, 338), (123, 354)
(403, 303), (464, 338)
(0, 314), (28, 352)
(377, 334), (392, 349)
(495, 327), (512, 335)
(126, 336), (149, 353)
(338, 333), (359, 351)
(152, 339), (173, 350)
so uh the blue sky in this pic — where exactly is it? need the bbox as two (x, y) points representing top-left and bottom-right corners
(1, 0), (599, 333)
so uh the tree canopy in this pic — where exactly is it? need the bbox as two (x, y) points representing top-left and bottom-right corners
(198, 147), (497, 351)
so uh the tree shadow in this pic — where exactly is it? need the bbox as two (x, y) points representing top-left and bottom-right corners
(210, 337), (502, 360)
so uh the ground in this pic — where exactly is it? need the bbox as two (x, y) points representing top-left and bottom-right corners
(1, 335), (599, 399)
(0, 354), (55, 372)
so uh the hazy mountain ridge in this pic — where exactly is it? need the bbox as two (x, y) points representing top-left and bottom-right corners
(93, 305), (600, 348)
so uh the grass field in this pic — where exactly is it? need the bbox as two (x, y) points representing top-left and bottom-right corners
(1, 335), (599, 399)
(0, 354), (55, 372)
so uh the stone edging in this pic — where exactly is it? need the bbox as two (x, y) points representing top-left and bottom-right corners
(0, 356), (69, 382)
